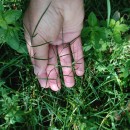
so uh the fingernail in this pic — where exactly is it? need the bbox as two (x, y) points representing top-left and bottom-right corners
(51, 84), (60, 91)
(64, 76), (75, 88)
(65, 82), (75, 88)
(39, 79), (49, 88)
(76, 70), (84, 76)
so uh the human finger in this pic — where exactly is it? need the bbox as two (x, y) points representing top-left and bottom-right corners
(47, 45), (61, 91)
(24, 26), (49, 88)
(58, 44), (75, 88)
(70, 37), (84, 76)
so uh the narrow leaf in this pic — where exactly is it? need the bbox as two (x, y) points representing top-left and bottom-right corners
(107, 0), (111, 27)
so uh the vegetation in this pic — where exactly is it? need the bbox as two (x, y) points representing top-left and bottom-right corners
(0, 0), (130, 129)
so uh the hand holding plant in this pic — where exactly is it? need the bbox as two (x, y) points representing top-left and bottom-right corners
(23, 0), (85, 91)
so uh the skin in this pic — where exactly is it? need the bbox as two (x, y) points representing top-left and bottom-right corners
(23, 0), (85, 91)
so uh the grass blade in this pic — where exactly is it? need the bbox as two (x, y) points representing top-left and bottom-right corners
(107, 0), (111, 27)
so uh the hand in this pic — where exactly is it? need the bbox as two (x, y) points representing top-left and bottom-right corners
(23, 0), (85, 91)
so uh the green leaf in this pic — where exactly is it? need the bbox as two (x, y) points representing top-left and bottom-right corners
(99, 40), (107, 51)
(122, 60), (130, 78)
(4, 10), (22, 24)
(0, 28), (5, 35)
(0, 1), (4, 12)
(96, 65), (106, 72)
(112, 21), (129, 43)
(107, 0), (111, 27)
(95, 27), (108, 40)
(113, 31), (122, 43)
(90, 29), (103, 50)
(17, 43), (28, 54)
(84, 44), (92, 52)
(88, 12), (98, 27)
(112, 11), (120, 21)
(0, 27), (5, 35)
(5, 29), (27, 54)
(0, 20), (7, 29)
(114, 21), (129, 33)
(81, 27), (91, 38)
(122, 68), (129, 78)
(0, 28), (6, 43)
(93, 42), (102, 50)
(115, 24), (129, 33)
(81, 27), (87, 38)
(6, 29), (20, 50)
(0, 14), (7, 29)
(48, 126), (59, 130)
(110, 19), (116, 28)
(107, 65), (115, 73)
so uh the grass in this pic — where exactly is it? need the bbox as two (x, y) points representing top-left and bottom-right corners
(0, 0), (130, 130)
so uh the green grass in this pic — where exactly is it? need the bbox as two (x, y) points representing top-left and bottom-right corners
(0, 0), (130, 130)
